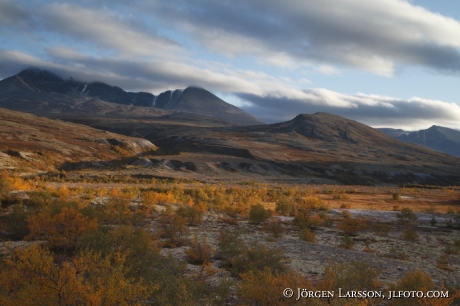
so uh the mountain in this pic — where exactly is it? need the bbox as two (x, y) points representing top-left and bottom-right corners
(0, 68), (155, 107)
(2, 69), (460, 185)
(153, 87), (263, 125)
(376, 128), (408, 138)
(378, 126), (460, 158)
(0, 69), (263, 125)
(65, 111), (460, 185)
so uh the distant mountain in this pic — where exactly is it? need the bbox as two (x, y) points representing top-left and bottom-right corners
(153, 87), (263, 125)
(376, 128), (408, 138)
(0, 68), (155, 107)
(0, 68), (263, 125)
(378, 126), (460, 158)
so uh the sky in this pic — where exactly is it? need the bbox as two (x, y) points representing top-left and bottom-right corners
(1, 0), (460, 130)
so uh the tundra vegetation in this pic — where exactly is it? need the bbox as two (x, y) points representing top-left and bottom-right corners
(0, 171), (460, 305)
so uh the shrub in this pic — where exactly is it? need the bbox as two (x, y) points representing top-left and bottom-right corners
(316, 262), (383, 306)
(212, 277), (234, 306)
(158, 212), (189, 248)
(301, 228), (316, 243)
(397, 208), (418, 226)
(402, 225), (418, 242)
(334, 194), (350, 200)
(337, 217), (367, 236)
(293, 210), (324, 229)
(393, 192), (401, 201)
(339, 234), (354, 249)
(248, 204), (272, 224)
(229, 244), (285, 275)
(371, 223), (393, 237)
(238, 268), (310, 306)
(103, 196), (133, 225)
(26, 207), (98, 251)
(176, 205), (203, 225)
(383, 247), (409, 261)
(24, 190), (54, 209)
(0, 244), (154, 306)
(0, 177), (10, 206)
(185, 235), (214, 265)
(275, 198), (293, 216)
(217, 230), (245, 262)
(388, 270), (458, 306)
(3, 204), (30, 240)
(263, 220), (286, 238)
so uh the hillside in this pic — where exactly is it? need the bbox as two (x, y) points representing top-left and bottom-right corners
(0, 107), (156, 172)
(61, 111), (460, 185)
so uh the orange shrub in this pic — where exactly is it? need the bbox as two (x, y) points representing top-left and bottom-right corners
(26, 207), (97, 250)
(337, 217), (367, 236)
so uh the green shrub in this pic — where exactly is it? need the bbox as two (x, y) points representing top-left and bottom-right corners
(263, 220), (285, 238)
(3, 204), (30, 240)
(185, 235), (214, 265)
(229, 243), (285, 275)
(339, 234), (354, 249)
(158, 212), (189, 248)
(393, 192), (401, 201)
(321, 261), (380, 293)
(275, 198), (293, 216)
(397, 208), (418, 226)
(0, 178), (10, 206)
(402, 225), (418, 242)
(217, 230), (244, 262)
(301, 228), (316, 243)
(383, 247), (409, 260)
(248, 204), (272, 224)
(176, 205), (203, 225)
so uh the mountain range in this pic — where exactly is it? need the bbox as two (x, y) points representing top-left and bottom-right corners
(0, 68), (262, 125)
(1, 68), (460, 185)
(378, 126), (460, 158)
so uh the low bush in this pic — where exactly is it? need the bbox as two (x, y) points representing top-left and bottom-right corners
(229, 243), (285, 275)
(238, 268), (310, 306)
(248, 204), (272, 224)
(339, 234), (354, 249)
(263, 220), (286, 238)
(300, 228), (316, 243)
(388, 270), (458, 305)
(402, 225), (418, 242)
(176, 205), (203, 225)
(185, 235), (214, 265)
(158, 211), (189, 248)
(337, 217), (367, 236)
(275, 198), (294, 216)
(397, 208), (418, 226)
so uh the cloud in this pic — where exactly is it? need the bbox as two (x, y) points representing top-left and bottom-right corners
(0, 0), (32, 29)
(141, 0), (460, 76)
(316, 65), (341, 76)
(238, 90), (460, 130)
(38, 3), (182, 59)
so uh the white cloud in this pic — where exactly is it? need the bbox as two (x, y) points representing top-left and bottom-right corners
(316, 65), (340, 76)
(142, 0), (460, 75)
(39, 3), (183, 59)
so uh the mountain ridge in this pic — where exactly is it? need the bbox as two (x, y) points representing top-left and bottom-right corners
(0, 68), (263, 125)
(378, 126), (460, 158)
